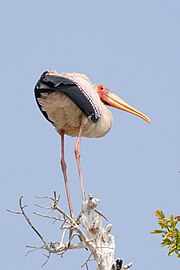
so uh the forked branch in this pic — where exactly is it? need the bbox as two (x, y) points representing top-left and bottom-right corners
(7, 193), (133, 270)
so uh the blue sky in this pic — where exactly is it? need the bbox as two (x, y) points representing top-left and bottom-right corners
(1, 1), (179, 269)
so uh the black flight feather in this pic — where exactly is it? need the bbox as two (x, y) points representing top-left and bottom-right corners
(34, 72), (100, 125)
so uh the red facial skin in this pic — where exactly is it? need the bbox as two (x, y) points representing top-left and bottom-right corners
(96, 85), (109, 105)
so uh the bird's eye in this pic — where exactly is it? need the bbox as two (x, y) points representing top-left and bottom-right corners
(99, 86), (104, 90)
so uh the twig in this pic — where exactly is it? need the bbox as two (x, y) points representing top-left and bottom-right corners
(81, 253), (93, 269)
(41, 252), (51, 267)
(61, 228), (68, 243)
(122, 262), (133, 269)
(94, 209), (108, 221)
(35, 204), (52, 209)
(18, 196), (48, 248)
(33, 211), (64, 223)
(6, 209), (23, 215)
(7, 193), (131, 270)
(25, 245), (45, 257)
(35, 195), (54, 201)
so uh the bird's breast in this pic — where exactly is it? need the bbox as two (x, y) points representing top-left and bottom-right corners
(37, 92), (113, 138)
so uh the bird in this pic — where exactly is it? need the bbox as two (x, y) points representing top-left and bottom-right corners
(34, 70), (151, 218)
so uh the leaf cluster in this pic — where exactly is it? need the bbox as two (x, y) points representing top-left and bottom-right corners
(151, 210), (180, 258)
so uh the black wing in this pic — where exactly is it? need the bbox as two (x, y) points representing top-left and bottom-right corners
(34, 71), (99, 124)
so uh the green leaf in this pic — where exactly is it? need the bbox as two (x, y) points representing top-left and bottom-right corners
(156, 210), (165, 219)
(168, 249), (176, 257)
(161, 238), (171, 247)
(151, 229), (165, 234)
(158, 220), (169, 229)
(151, 210), (180, 258)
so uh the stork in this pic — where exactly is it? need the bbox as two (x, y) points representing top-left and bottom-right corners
(34, 70), (151, 218)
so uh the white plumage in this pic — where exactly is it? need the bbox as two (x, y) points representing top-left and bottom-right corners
(34, 70), (151, 217)
(37, 71), (113, 138)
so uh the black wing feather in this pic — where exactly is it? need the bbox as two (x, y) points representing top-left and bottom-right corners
(34, 72), (99, 124)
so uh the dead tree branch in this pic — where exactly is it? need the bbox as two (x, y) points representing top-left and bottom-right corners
(7, 193), (133, 270)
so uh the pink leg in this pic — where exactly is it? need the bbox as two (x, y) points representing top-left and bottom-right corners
(59, 130), (75, 219)
(74, 124), (86, 202)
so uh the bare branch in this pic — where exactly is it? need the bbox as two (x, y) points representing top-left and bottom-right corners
(18, 196), (48, 248)
(25, 245), (45, 257)
(33, 211), (64, 223)
(41, 252), (51, 267)
(122, 262), (133, 269)
(6, 209), (22, 215)
(81, 253), (93, 269)
(94, 209), (108, 221)
(35, 195), (54, 201)
(35, 203), (52, 209)
(8, 193), (132, 270)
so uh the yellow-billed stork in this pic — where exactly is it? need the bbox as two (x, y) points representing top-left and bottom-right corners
(34, 70), (151, 218)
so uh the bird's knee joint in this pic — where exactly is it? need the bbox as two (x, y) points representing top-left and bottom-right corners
(74, 149), (80, 159)
(61, 158), (67, 170)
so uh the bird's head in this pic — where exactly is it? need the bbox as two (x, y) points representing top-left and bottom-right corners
(95, 84), (151, 123)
